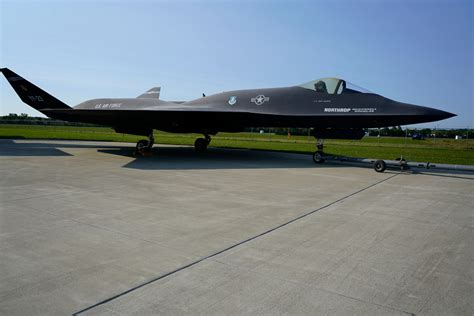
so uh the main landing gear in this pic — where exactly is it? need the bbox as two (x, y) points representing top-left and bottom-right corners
(135, 132), (154, 156)
(194, 134), (211, 152)
(312, 138), (325, 163)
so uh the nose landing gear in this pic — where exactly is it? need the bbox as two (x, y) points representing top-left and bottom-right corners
(312, 138), (325, 163)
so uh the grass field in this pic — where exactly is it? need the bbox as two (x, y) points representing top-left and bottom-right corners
(1, 124), (473, 165)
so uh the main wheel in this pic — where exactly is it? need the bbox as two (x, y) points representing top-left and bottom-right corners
(136, 139), (149, 151)
(374, 160), (386, 173)
(312, 151), (325, 164)
(134, 139), (151, 156)
(194, 138), (208, 152)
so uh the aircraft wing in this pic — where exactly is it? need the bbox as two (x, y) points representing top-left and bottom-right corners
(42, 107), (254, 134)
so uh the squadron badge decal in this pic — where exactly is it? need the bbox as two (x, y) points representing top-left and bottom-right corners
(251, 94), (270, 105)
(228, 96), (237, 105)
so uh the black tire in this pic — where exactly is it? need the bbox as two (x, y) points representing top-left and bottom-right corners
(194, 138), (208, 152)
(136, 139), (149, 151)
(374, 160), (386, 173)
(312, 151), (325, 164)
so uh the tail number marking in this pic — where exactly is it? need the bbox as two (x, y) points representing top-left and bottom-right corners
(28, 96), (44, 102)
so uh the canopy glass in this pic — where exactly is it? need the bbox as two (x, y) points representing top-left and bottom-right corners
(298, 78), (371, 94)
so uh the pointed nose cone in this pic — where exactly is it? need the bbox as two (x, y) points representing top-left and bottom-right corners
(424, 107), (456, 120)
(442, 110), (457, 119)
(395, 102), (456, 124)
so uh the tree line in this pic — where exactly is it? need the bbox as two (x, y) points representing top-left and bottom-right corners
(0, 113), (99, 127)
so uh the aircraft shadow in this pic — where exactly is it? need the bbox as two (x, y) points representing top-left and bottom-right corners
(102, 147), (474, 176)
(0, 139), (323, 169)
(99, 146), (323, 170)
(0, 139), (118, 157)
(0, 135), (26, 139)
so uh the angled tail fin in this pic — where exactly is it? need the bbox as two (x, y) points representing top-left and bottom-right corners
(137, 86), (161, 99)
(0, 68), (71, 113)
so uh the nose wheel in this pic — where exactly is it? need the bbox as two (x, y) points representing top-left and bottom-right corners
(313, 151), (325, 163)
(312, 138), (325, 163)
(135, 133), (154, 156)
(194, 135), (211, 152)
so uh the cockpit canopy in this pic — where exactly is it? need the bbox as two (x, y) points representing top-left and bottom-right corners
(298, 78), (371, 94)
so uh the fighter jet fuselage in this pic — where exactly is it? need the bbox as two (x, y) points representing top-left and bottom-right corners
(1, 68), (455, 157)
(52, 86), (454, 135)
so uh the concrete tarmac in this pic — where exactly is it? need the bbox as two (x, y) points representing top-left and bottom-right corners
(0, 139), (472, 315)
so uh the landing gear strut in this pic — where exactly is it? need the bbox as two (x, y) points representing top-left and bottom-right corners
(194, 134), (211, 152)
(135, 132), (154, 156)
(312, 138), (325, 163)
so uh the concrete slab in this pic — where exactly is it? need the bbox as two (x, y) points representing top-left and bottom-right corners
(0, 139), (472, 315)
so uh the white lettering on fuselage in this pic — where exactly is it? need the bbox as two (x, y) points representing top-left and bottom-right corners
(324, 108), (351, 113)
(94, 103), (122, 109)
(324, 107), (377, 113)
(352, 107), (376, 113)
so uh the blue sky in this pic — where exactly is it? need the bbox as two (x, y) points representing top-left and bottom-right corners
(1, 0), (472, 128)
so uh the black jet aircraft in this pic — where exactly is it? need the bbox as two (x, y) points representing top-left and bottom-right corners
(1, 68), (455, 162)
